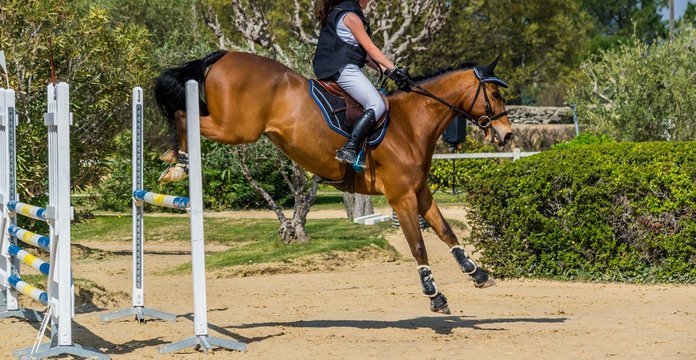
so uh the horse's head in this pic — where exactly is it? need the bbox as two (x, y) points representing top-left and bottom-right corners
(464, 57), (513, 146)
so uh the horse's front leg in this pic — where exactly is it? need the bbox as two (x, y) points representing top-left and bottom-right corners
(391, 193), (450, 314)
(158, 110), (190, 183)
(416, 186), (496, 288)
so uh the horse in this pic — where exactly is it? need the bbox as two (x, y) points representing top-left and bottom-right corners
(153, 50), (513, 314)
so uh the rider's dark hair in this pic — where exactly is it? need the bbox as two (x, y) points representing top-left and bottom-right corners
(315, 0), (354, 26)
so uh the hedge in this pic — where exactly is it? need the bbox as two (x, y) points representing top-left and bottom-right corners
(462, 140), (696, 283)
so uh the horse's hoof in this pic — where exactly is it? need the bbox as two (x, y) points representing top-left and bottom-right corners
(474, 275), (497, 288)
(472, 269), (497, 288)
(429, 293), (450, 314)
(158, 166), (188, 183)
(159, 149), (178, 164)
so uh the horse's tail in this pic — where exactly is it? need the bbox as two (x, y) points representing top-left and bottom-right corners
(153, 50), (229, 126)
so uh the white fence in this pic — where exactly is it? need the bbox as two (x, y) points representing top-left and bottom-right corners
(431, 149), (540, 194)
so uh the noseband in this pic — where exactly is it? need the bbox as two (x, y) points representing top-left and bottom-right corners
(407, 74), (508, 130)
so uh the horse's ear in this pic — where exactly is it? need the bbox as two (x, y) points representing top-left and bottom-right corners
(487, 55), (501, 75)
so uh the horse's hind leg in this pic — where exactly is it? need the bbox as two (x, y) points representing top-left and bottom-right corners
(391, 193), (450, 314)
(158, 110), (190, 183)
(416, 186), (496, 288)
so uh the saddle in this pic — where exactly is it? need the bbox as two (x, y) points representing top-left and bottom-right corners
(309, 79), (390, 148)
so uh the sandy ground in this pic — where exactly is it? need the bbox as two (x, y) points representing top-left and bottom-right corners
(1, 207), (695, 359)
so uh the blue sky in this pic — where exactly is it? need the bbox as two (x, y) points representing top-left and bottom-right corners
(660, 0), (693, 19)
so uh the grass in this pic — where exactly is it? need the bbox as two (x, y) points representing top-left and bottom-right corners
(70, 190), (466, 272)
(203, 219), (394, 270)
(72, 215), (396, 271)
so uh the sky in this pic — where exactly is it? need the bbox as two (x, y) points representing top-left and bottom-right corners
(660, 0), (693, 19)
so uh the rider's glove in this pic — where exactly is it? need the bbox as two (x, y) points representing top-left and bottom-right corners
(386, 66), (412, 92)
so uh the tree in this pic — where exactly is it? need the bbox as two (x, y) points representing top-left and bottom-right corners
(679, 2), (696, 28)
(579, 0), (667, 41)
(235, 140), (319, 243)
(415, 0), (595, 106)
(0, 0), (150, 203)
(567, 26), (696, 141)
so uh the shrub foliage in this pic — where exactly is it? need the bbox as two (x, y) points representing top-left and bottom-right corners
(568, 27), (696, 141)
(462, 141), (696, 283)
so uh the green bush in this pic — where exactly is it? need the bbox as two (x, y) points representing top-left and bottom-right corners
(462, 141), (696, 283)
(552, 132), (614, 149)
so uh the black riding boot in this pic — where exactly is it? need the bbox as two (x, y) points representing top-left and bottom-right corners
(336, 109), (376, 165)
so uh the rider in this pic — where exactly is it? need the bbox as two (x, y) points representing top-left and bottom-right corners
(313, 0), (411, 167)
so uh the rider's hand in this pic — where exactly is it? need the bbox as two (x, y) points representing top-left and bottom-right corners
(386, 66), (412, 92)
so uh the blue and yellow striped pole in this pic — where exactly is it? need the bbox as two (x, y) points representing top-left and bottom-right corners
(8, 275), (48, 304)
(133, 189), (189, 210)
(8, 225), (51, 251)
(8, 244), (50, 276)
(7, 201), (48, 221)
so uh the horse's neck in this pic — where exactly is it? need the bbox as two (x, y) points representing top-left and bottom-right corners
(395, 70), (474, 144)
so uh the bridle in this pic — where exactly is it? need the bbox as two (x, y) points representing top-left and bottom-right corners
(389, 69), (509, 130)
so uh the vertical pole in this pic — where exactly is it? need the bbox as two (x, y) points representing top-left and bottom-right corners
(669, 0), (675, 42)
(7, 88), (18, 309)
(185, 80), (208, 336)
(132, 87), (145, 309)
(513, 148), (521, 162)
(54, 82), (72, 346)
(0, 88), (20, 311)
(0, 88), (6, 308)
(160, 80), (244, 354)
(451, 159), (456, 195)
(46, 84), (58, 329)
(571, 104), (579, 137)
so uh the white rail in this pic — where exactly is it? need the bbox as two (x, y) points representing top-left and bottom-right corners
(432, 149), (540, 161)
(430, 149), (541, 195)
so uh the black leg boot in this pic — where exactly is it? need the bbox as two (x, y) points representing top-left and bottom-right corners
(336, 109), (376, 166)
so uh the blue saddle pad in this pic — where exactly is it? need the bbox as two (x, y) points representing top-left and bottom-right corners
(308, 80), (389, 148)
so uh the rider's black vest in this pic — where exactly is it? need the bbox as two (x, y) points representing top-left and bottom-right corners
(313, 0), (372, 80)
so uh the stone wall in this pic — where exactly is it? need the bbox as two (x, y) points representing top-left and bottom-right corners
(506, 106), (575, 125)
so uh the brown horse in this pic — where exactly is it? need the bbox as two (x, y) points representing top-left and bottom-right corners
(154, 50), (512, 313)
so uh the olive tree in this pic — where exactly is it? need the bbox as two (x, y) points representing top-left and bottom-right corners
(568, 27), (696, 141)
(0, 0), (150, 203)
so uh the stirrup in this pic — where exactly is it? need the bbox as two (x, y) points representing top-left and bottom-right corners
(352, 150), (366, 172)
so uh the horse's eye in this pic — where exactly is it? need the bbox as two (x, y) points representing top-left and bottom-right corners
(492, 92), (501, 99)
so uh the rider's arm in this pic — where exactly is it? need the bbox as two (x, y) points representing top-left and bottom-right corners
(365, 55), (385, 72)
(343, 13), (396, 71)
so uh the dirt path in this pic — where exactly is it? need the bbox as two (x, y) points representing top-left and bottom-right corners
(1, 209), (695, 359)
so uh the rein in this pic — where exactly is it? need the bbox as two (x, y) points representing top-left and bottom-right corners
(407, 77), (508, 130)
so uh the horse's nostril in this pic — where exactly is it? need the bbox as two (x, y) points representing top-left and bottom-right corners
(504, 132), (513, 142)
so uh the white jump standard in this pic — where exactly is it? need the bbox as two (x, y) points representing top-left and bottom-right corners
(0, 83), (109, 359)
(0, 87), (41, 322)
(160, 81), (245, 353)
(100, 87), (177, 324)
(106, 82), (246, 354)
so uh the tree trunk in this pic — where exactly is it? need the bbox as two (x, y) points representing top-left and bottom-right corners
(237, 143), (318, 243)
(343, 193), (374, 221)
